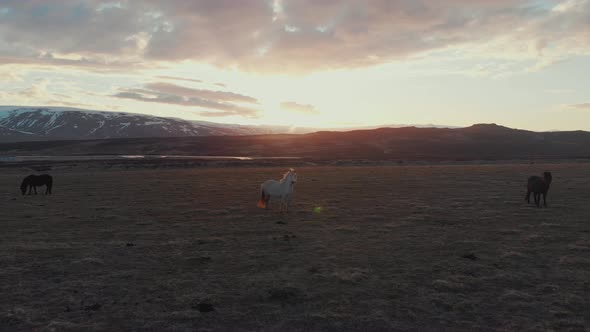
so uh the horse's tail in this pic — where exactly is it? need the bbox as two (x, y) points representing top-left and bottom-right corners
(257, 189), (266, 209)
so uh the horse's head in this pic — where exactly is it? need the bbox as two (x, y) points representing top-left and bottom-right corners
(543, 171), (552, 184)
(283, 168), (297, 185)
(290, 169), (298, 185)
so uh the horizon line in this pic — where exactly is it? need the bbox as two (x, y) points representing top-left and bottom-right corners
(0, 104), (583, 133)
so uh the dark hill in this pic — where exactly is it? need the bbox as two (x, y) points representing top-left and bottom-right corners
(1, 124), (590, 162)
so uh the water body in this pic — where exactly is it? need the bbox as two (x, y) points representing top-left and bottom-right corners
(0, 155), (301, 162)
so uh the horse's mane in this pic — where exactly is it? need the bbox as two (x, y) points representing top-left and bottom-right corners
(280, 168), (295, 182)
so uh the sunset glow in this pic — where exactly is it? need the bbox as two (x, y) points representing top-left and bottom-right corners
(1, 0), (590, 130)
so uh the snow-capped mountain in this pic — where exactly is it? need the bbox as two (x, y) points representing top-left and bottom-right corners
(0, 106), (288, 142)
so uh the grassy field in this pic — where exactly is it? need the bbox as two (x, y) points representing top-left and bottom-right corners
(1, 164), (589, 331)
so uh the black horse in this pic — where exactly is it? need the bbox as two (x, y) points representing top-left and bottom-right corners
(525, 171), (552, 207)
(20, 174), (53, 195)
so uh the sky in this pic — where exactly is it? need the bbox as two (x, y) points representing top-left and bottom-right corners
(0, 0), (590, 131)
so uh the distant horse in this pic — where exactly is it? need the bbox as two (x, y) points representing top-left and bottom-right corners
(525, 171), (552, 207)
(257, 169), (297, 211)
(20, 174), (53, 195)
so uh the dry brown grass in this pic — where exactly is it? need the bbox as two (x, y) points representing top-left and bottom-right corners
(1, 164), (589, 331)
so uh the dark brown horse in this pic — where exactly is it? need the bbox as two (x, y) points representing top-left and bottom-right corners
(20, 174), (53, 195)
(526, 171), (552, 207)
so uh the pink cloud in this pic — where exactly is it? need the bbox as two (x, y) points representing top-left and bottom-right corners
(0, 1), (589, 73)
(566, 103), (590, 110)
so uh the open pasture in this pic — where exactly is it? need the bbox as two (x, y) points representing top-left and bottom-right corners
(1, 164), (589, 331)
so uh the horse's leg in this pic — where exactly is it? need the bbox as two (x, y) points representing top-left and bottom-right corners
(525, 190), (531, 203)
(33, 186), (37, 195)
(284, 195), (290, 212)
(534, 193), (540, 207)
(27, 185), (32, 195)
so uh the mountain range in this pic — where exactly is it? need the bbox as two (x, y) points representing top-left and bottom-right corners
(0, 106), (457, 142)
(0, 106), (300, 141)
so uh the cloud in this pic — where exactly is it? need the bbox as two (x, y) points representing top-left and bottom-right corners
(1, 1), (590, 73)
(45, 100), (94, 108)
(281, 101), (319, 114)
(13, 79), (50, 99)
(156, 76), (203, 84)
(155, 76), (229, 89)
(0, 53), (147, 72)
(546, 89), (574, 94)
(0, 68), (24, 82)
(145, 82), (258, 104)
(0, 79), (93, 108)
(565, 103), (590, 110)
(112, 82), (260, 118)
(0, 2), (151, 55)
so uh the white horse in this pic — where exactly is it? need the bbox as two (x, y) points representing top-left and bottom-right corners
(257, 168), (298, 211)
